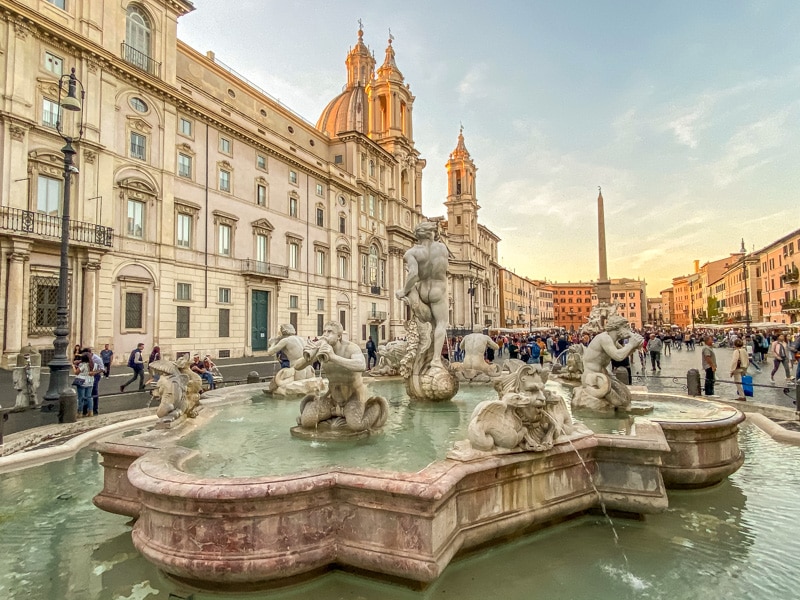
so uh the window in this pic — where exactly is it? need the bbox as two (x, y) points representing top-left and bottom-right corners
(378, 200), (384, 221)
(317, 314), (324, 337)
(176, 306), (190, 338)
(129, 97), (148, 113)
(130, 132), (147, 160)
(256, 234), (268, 263)
(219, 308), (230, 338)
(317, 298), (325, 311)
(315, 207), (324, 227)
(289, 312), (298, 331)
(42, 98), (59, 129)
(37, 175), (61, 216)
(219, 169), (231, 192)
(218, 287), (231, 303)
(369, 160), (375, 177)
(126, 6), (151, 57)
(289, 170), (297, 185)
(338, 255), (349, 279)
(256, 183), (267, 206)
(339, 215), (346, 234)
(289, 241), (300, 269)
(178, 153), (192, 178)
(334, 154), (343, 164)
(289, 196), (298, 217)
(368, 195), (375, 217)
(256, 154), (267, 170)
(456, 216), (462, 225)
(125, 292), (143, 330)
(44, 52), (63, 75)
(289, 295), (299, 309)
(127, 199), (144, 238)
(316, 183), (323, 196)
(176, 213), (192, 248)
(218, 224), (231, 256)
(179, 117), (192, 136)
(46, 0), (66, 8)
(219, 136), (231, 154)
(316, 249), (326, 275)
(30, 276), (59, 334)
(176, 282), (192, 301)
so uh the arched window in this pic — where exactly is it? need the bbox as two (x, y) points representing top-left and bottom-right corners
(368, 245), (379, 286)
(125, 6), (153, 73)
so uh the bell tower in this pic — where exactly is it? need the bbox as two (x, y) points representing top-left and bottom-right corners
(444, 126), (479, 245)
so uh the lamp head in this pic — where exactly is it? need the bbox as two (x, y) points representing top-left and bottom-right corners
(60, 68), (82, 112)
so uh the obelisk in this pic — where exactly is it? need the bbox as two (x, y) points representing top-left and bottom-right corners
(596, 187), (611, 305)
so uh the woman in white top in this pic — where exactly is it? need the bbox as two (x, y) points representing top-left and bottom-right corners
(729, 338), (749, 400)
(769, 334), (793, 382)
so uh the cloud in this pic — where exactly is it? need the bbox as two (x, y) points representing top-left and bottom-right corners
(456, 63), (490, 104)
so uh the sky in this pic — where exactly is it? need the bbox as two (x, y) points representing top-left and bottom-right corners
(177, 1), (800, 295)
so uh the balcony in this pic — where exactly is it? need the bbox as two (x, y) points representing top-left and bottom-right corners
(781, 298), (800, 314)
(121, 42), (161, 77)
(0, 207), (113, 247)
(780, 268), (799, 285)
(240, 259), (288, 279)
(370, 286), (382, 296)
(366, 310), (387, 322)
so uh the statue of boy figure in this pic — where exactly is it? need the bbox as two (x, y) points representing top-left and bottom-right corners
(13, 344), (41, 409)
(265, 324), (316, 394)
(460, 325), (500, 375)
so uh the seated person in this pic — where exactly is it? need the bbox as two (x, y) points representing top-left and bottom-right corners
(190, 354), (215, 389)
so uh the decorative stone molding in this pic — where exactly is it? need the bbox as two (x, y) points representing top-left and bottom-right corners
(9, 125), (26, 141)
(212, 209), (238, 227)
(251, 218), (274, 233)
(14, 20), (31, 40)
(83, 150), (96, 164)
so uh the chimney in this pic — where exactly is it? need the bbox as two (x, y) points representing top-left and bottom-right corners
(693, 259), (700, 273)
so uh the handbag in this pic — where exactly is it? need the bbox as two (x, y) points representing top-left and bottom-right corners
(75, 373), (93, 387)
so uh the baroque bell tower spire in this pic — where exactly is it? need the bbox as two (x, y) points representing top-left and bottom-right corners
(444, 125), (479, 244)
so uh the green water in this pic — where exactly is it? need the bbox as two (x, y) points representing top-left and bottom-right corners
(1, 425), (798, 599)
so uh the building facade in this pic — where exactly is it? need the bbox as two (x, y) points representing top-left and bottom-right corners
(547, 282), (593, 331)
(756, 229), (800, 324)
(0, 1), (431, 366)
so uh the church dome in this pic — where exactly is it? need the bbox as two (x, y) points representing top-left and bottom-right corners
(316, 83), (368, 136)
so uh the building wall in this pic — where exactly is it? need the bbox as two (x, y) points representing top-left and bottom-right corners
(757, 229), (800, 324)
(547, 283), (594, 330)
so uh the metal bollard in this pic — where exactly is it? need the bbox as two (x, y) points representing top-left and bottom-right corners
(614, 366), (630, 385)
(687, 368), (701, 396)
(246, 370), (260, 384)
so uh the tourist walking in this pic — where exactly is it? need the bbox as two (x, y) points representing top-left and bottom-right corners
(648, 334), (663, 371)
(87, 347), (104, 415)
(120, 343), (146, 392)
(770, 334), (793, 382)
(701, 336), (717, 396)
(100, 344), (113, 378)
(72, 353), (94, 417)
(365, 337), (377, 370)
(730, 338), (749, 400)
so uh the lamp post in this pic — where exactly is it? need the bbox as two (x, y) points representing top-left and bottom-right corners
(468, 272), (475, 330)
(42, 67), (84, 423)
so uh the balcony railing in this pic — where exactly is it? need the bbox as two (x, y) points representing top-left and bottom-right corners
(780, 269), (799, 284)
(0, 207), (113, 247)
(240, 259), (288, 279)
(781, 299), (800, 313)
(121, 42), (161, 77)
(367, 310), (387, 322)
(370, 286), (382, 295)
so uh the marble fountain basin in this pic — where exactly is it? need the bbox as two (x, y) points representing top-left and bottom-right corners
(92, 383), (744, 589)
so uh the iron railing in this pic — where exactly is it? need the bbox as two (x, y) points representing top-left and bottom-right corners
(121, 42), (161, 77)
(240, 259), (288, 279)
(0, 207), (113, 247)
(367, 310), (387, 321)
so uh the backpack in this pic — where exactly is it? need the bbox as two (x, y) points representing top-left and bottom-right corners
(128, 348), (139, 367)
(530, 344), (541, 359)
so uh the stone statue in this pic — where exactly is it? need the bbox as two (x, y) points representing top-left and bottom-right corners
(367, 339), (408, 377)
(291, 320), (389, 437)
(395, 221), (459, 401)
(12, 344), (41, 409)
(582, 302), (619, 335)
(265, 324), (324, 396)
(149, 356), (203, 428)
(571, 314), (644, 412)
(451, 325), (500, 383)
(561, 344), (584, 381)
(449, 363), (589, 458)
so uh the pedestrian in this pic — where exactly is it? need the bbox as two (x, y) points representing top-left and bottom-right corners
(730, 338), (749, 400)
(191, 353), (215, 389)
(100, 343), (113, 378)
(701, 335), (717, 396)
(648, 334), (663, 371)
(86, 347), (104, 416)
(72, 352), (94, 417)
(769, 334), (793, 382)
(365, 336), (377, 370)
(144, 346), (161, 385)
(120, 342), (145, 392)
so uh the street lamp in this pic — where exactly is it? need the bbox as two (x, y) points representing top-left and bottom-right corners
(468, 272), (475, 330)
(42, 67), (85, 423)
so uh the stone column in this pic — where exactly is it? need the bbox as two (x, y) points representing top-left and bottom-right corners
(4, 242), (30, 363)
(81, 258), (102, 349)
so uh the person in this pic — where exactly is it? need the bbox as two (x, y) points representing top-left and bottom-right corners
(365, 336), (377, 370)
(745, 336), (761, 372)
(295, 320), (387, 431)
(191, 354), (215, 389)
(395, 221), (449, 370)
(528, 338), (541, 365)
(120, 342), (145, 392)
(557, 335), (569, 366)
(100, 343), (113, 378)
(769, 333), (793, 382)
(72, 344), (82, 367)
(730, 338), (749, 400)
(145, 345), (162, 385)
(86, 347), (104, 416)
(508, 339), (519, 360)
(648, 334), (663, 371)
(701, 336), (717, 396)
(72, 352), (95, 417)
